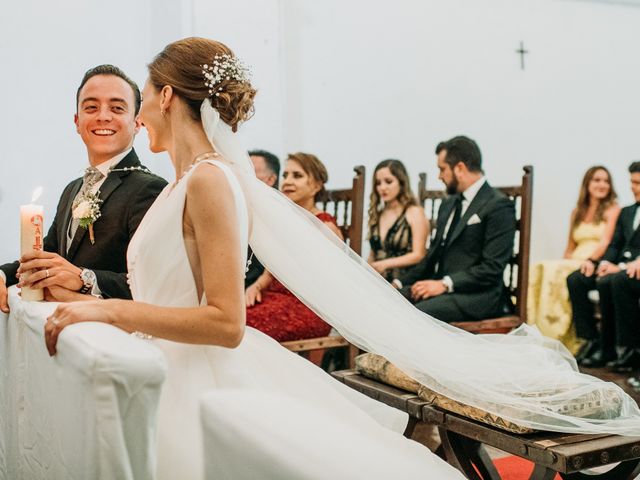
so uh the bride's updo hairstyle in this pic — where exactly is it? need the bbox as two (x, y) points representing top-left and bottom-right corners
(148, 37), (256, 132)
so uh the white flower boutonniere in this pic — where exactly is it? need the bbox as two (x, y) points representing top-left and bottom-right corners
(72, 192), (103, 244)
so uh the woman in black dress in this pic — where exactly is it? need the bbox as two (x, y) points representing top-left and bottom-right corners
(367, 159), (428, 283)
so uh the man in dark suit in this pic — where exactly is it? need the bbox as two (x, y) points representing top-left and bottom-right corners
(568, 161), (640, 371)
(245, 149), (280, 288)
(0, 65), (166, 311)
(398, 136), (516, 323)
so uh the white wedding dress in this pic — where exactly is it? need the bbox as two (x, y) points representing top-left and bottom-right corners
(127, 159), (463, 479)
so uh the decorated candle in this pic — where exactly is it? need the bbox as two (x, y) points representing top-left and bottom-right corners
(20, 187), (44, 301)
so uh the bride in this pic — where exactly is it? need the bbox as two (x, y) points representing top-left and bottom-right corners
(37, 38), (463, 479)
(37, 36), (640, 477)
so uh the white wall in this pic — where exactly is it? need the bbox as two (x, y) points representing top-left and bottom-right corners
(2, 0), (640, 264)
(278, 0), (640, 261)
(191, 0), (286, 156)
(0, 0), (156, 261)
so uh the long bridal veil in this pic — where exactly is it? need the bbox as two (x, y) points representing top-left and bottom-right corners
(201, 100), (640, 435)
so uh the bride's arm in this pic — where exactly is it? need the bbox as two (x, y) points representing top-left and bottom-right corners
(44, 165), (245, 355)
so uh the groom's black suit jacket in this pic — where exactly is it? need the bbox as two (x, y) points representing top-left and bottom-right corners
(601, 203), (640, 264)
(0, 149), (167, 299)
(399, 182), (516, 319)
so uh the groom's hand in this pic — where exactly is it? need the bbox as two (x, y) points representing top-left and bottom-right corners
(18, 251), (83, 292)
(0, 277), (8, 313)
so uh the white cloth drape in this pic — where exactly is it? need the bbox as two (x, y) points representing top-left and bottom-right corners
(0, 288), (167, 480)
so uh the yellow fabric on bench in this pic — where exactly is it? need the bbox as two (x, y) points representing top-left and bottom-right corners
(356, 353), (536, 434)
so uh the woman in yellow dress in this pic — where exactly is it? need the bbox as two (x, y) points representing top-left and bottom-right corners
(528, 166), (620, 354)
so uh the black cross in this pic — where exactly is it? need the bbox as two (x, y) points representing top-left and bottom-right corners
(516, 41), (528, 70)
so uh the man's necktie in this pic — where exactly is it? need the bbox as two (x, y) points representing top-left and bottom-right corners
(68, 167), (105, 245)
(435, 195), (463, 275)
(445, 194), (463, 246)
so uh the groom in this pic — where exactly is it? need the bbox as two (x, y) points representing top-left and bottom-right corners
(0, 65), (167, 311)
(398, 136), (516, 323)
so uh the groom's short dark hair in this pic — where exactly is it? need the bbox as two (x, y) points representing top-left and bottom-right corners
(76, 64), (142, 115)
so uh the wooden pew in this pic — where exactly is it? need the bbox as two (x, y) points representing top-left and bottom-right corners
(417, 166), (534, 333)
(280, 166), (365, 368)
(333, 370), (640, 480)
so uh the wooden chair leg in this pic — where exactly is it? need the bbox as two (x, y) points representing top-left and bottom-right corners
(439, 428), (501, 480)
(463, 440), (501, 480)
(403, 417), (418, 438)
(529, 465), (559, 480)
(297, 351), (310, 360)
(347, 344), (359, 369)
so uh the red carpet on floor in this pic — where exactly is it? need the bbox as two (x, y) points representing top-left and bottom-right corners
(494, 456), (560, 480)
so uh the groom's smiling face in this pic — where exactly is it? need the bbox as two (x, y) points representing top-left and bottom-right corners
(74, 74), (140, 166)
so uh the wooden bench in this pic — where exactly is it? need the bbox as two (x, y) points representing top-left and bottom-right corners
(418, 166), (534, 333)
(333, 370), (640, 480)
(280, 166), (365, 368)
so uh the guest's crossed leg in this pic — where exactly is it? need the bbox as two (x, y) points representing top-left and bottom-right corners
(414, 295), (467, 324)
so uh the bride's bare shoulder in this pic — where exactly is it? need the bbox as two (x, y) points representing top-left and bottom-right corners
(186, 162), (234, 207)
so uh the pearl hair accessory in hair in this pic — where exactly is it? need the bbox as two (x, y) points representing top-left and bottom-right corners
(202, 54), (251, 97)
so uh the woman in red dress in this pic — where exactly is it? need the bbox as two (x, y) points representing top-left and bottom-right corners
(245, 153), (343, 341)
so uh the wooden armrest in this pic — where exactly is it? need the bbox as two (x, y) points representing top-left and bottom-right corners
(451, 315), (522, 334)
(281, 336), (350, 352)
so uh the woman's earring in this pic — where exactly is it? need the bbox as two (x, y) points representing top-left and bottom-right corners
(160, 109), (166, 117)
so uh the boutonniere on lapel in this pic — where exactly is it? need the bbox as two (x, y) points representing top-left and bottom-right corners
(72, 191), (103, 245)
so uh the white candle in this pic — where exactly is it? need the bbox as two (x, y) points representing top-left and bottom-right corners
(20, 188), (44, 302)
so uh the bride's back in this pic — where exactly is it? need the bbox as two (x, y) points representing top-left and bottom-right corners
(127, 159), (248, 308)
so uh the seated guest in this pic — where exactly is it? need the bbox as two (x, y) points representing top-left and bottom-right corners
(529, 166), (619, 354)
(568, 162), (640, 371)
(245, 149), (280, 288)
(1, 65), (166, 310)
(245, 152), (342, 341)
(250, 149), (280, 188)
(398, 136), (516, 323)
(367, 159), (428, 283)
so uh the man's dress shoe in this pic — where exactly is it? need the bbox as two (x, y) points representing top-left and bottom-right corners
(627, 376), (640, 389)
(607, 348), (640, 373)
(575, 339), (600, 363)
(579, 349), (615, 368)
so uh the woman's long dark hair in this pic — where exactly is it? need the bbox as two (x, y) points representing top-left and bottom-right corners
(368, 159), (417, 237)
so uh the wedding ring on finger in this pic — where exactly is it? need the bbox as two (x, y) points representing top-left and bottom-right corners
(50, 316), (60, 326)
(45, 270), (50, 279)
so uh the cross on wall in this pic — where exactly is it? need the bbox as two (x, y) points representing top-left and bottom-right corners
(516, 41), (528, 70)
